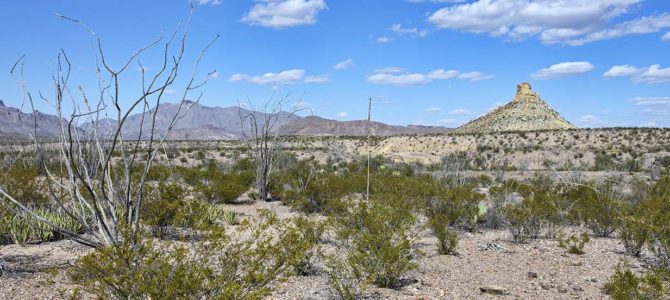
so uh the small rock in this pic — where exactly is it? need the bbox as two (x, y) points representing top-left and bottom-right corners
(558, 286), (568, 293)
(540, 282), (551, 290)
(528, 272), (538, 279)
(573, 285), (584, 292)
(566, 280), (575, 286)
(591, 278), (598, 283)
(480, 286), (508, 295)
(569, 260), (583, 267)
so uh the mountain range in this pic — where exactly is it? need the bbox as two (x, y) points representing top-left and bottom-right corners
(0, 100), (450, 141)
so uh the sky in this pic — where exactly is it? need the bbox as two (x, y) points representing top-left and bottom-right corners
(1, 0), (670, 128)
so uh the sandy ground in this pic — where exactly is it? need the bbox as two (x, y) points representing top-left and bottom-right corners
(0, 197), (654, 299)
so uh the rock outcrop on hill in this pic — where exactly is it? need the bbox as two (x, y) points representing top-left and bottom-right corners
(456, 83), (575, 133)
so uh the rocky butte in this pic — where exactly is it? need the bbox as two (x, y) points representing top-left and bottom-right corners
(456, 82), (576, 134)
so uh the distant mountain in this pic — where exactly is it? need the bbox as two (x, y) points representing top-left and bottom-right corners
(0, 100), (450, 140)
(456, 82), (575, 133)
(0, 100), (64, 140)
(279, 115), (449, 136)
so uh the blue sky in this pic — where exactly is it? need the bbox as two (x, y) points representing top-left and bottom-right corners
(1, 0), (670, 128)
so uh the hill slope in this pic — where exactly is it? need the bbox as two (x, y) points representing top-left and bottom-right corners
(456, 83), (575, 133)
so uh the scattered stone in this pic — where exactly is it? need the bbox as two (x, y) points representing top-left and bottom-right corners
(478, 242), (505, 252)
(540, 282), (552, 290)
(569, 260), (583, 267)
(480, 286), (508, 295)
(573, 285), (584, 292)
(558, 286), (568, 293)
(527, 272), (538, 279)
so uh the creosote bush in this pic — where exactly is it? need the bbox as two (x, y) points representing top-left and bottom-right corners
(558, 233), (590, 255)
(603, 264), (667, 300)
(70, 210), (312, 299)
(334, 194), (417, 289)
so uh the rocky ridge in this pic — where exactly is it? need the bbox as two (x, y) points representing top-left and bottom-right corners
(456, 83), (575, 133)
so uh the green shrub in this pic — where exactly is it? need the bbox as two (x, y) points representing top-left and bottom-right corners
(428, 215), (458, 255)
(603, 264), (666, 300)
(426, 185), (484, 232)
(335, 195), (417, 289)
(325, 255), (365, 300)
(619, 215), (650, 257)
(70, 210), (309, 299)
(558, 233), (590, 255)
(568, 182), (622, 237)
(0, 164), (48, 208)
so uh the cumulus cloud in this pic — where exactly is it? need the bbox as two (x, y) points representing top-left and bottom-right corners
(603, 65), (640, 77)
(304, 75), (331, 83)
(427, 0), (670, 45)
(375, 36), (392, 43)
(333, 58), (354, 70)
(662, 32), (670, 41)
(532, 61), (594, 80)
(242, 0), (327, 29)
(229, 69), (328, 85)
(193, 0), (222, 6)
(632, 96), (670, 106)
(448, 108), (471, 115)
(367, 67), (492, 86)
(336, 112), (348, 117)
(424, 107), (443, 112)
(390, 24), (429, 38)
(603, 64), (670, 83)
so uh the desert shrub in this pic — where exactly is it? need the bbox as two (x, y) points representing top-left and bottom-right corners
(278, 164), (365, 214)
(0, 164), (48, 208)
(325, 256), (366, 300)
(593, 152), (617, 171)
(70, 210), (309, 299)
(290, 217), (326, 276)
(335, 194), (417, 289)
(428, 215), (458, 255)
(603, 264), (666, 300)
(177, 165), (253, 204)
(503, 201), (543, 243)
(485, 180), (532, 229)
(142, 182), (239, 238)
(620, 215), (651, 257)
(568, 182), (622, 237)
(426, 185), (483, 233)
(558, 233), (590, 255)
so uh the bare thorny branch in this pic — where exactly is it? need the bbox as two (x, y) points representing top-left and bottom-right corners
(0, 7), (218, 248)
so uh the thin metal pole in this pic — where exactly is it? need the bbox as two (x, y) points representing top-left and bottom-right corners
(366, 97), (371, 202)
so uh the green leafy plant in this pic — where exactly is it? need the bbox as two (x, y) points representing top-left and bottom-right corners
(603, 264), (666, 300)
(558, 233), (590, 255)
(70, 210), (310, 299)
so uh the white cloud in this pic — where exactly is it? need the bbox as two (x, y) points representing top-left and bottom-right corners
(229, 69), (304, 85)
(603, 64), (670, 83)
(603, 65), (640, 77)
(375, 36), (392, 43)
(304, 74), (330, 83)
(336, 112), (348, 117)
(427, 0), (670, 45)
(366, 67), (492, 86)
(662, 32), (670, 41)
(448, 108), (471, 115)
(632, 96), (670, 106)
(333, 58), (354, 70)
(532, 61), (594, 80)
(390, 24), (429, 38)
(374, 67), (404, 73)
(407, 0), (465, 2)
(242, 0), (327, 29)
(458, 71), (494, 81)
(193, 0), (222, 6)
(428, 69), (460, 79)
(424, 107), (443, 112)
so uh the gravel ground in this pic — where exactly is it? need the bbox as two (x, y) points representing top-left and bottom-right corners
(0, 200), (654, 299)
